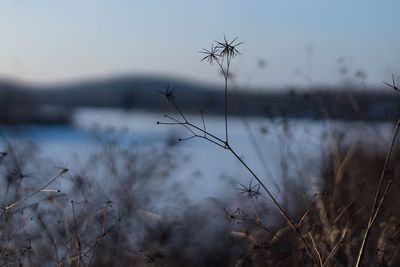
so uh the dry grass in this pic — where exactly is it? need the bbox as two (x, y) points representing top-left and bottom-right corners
(0, 37), (399, 266)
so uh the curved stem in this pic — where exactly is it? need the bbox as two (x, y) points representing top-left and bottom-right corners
(227, 143), (320, 265)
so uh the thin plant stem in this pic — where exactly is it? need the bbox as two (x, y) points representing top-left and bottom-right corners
(355, 118), (400, 267)
(200, 111), (206, 137)
(71, 200), (83, 266)
(161, 100), (321, 265)
(322, 229), (347, 266)
(224, 58), (230, 144)
(187, 121), (226, 145)
(38, 216), (61, 265)
(158, 37), (323, 265)
(249, 196), (260, 224)
(226, 143), (320, 265)
(5, 169), (67, 210)
(309, 232), (323, 266)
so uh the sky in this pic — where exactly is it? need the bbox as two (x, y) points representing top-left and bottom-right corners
(0, 0), (399, 88)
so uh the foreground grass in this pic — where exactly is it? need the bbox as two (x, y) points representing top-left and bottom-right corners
(0, 123), (398, 266)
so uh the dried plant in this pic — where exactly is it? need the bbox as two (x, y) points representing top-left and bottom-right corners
(1, 37), (399, 267)
(355, 76), (400, 266)
(158, 37), (400, 266)
(158, 36), (322, 265)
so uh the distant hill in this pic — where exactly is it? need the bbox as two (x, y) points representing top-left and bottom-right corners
(33, 76), (224, 112)
(0, 75), (399, 123)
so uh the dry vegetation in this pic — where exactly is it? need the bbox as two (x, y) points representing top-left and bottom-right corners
(0, 37), (399, 266)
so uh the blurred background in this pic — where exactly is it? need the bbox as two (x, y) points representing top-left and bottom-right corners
(1, 0), (400, 122)
(1, 1), (400, 86)
(1, 0), (400, 208)
(1, 2), (400, 265)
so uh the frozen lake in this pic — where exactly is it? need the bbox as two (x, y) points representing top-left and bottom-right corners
(0, 108), (394, 203)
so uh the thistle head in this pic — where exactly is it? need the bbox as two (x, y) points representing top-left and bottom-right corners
(158, 83), (176, 102)
(200, 44), (220, 65)
(215, 35), (243, 60)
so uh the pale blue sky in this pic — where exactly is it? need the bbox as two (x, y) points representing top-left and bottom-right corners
(0, 1), (399, 87)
